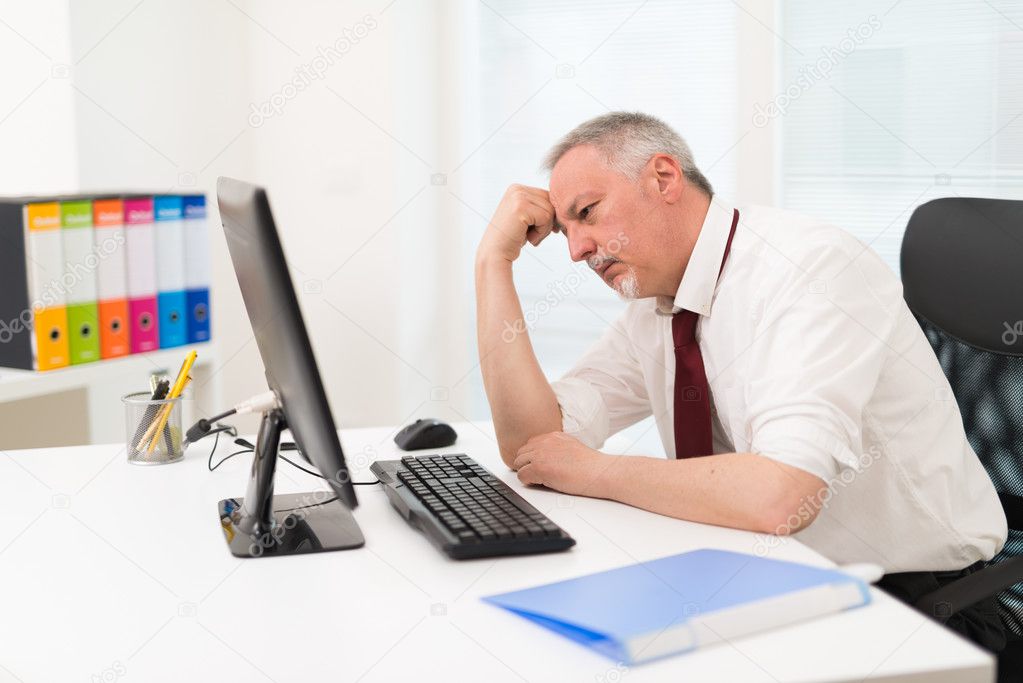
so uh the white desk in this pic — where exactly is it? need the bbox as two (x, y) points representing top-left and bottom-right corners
(0, 421), (994, 682)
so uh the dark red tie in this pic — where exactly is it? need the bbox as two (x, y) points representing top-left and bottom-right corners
(673, 209), (739, 459)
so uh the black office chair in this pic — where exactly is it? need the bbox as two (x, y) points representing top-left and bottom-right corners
(901, 197), (1023, 674)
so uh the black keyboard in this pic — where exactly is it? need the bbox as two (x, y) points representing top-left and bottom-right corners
(370, 454), (575, 559)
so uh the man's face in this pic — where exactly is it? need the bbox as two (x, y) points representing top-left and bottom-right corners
(549, 145), (663, 299)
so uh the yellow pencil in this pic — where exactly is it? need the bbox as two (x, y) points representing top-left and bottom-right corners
(167, 350), (197, 399)
(136, 350), (197, 453)
(144, 374), (192, 455)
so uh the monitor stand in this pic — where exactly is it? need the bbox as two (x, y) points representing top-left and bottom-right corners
(217, 407), (365, 558)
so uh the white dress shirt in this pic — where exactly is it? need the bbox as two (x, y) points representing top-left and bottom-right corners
(552, 199), (1007, 572)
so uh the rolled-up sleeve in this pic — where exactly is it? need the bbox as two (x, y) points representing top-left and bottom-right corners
(744, 241), (903, 482)
(551, 310), (652, 449)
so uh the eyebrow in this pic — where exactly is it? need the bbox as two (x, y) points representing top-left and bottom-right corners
(554, 193), (599, 234)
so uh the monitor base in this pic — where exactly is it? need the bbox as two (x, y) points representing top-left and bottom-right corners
(218, 492), (365, 558)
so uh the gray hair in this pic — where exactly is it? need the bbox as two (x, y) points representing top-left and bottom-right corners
(542, 112), (713, 197)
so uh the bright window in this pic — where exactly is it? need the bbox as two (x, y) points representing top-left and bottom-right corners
(779, 0), (1023, 273)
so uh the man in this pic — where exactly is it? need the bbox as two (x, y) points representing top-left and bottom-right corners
(474, 112), (1008, 649)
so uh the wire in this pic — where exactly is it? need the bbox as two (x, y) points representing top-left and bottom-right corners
(206, 436), (380, 485)
(208, 448), (253, 471)
(279, 454), (322, 478)
(208, 429), (256, 472)
(206, 408), (238, 424)
(209, 425), (238, 439)
(208, 429), (220, 465)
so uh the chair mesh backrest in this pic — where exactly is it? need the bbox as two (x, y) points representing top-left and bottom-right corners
(902, 196), (1023, 636)
(917, 317), (1023, 635)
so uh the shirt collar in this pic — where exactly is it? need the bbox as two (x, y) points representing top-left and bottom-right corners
(655, 198), (737, 317)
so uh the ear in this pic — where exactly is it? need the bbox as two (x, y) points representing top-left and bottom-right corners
(648, 154), (684, 203)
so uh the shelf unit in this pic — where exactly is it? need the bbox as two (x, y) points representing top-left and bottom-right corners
(0, 342), (221, 448)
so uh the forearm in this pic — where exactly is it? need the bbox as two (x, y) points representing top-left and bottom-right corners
(589, 452), (826, 534)
(475, 255), (561, 465)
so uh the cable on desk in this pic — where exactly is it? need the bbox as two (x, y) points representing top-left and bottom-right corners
(206, 436), (380, 485)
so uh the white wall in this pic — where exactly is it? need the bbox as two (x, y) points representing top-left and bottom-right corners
(0, 1), (782, 440)
(67, 0), (257, 429)
(0, 0), (465, 436)
(734, 0), (779, 205)
(0, 1), (78, 193)
(201, 1), (477, 434)
(237, 1), (469, 433)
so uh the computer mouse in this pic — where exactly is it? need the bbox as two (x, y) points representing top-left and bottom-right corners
(394, 419), (458, 451)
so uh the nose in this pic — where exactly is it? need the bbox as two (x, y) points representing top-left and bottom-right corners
(567, 227), (598, 263)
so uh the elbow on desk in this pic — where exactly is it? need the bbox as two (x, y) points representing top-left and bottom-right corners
(498, 443), (519, 470)
(495, 432), (531, 470)
(754, 480), (826, 536)
(756, 506), (818, 536)
(493, 418), (564, 470)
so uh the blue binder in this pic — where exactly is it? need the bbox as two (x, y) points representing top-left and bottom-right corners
(153, 195), (187, 348)
(483, 549), (871, 664)
(182, 195), (211, 343)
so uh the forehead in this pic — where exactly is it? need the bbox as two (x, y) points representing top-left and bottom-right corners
(548, 144), (618, 209)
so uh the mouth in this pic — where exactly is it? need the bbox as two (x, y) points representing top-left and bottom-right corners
(592, 258), (620, 280)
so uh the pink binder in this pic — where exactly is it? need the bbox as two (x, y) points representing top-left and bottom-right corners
(123, 197), (160, 352)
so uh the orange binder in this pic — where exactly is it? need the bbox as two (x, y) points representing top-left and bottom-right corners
(26, 202), (70, 370)
(93, 198), (131, 358)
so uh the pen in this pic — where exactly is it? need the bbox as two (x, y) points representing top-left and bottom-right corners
(137, 350), (197, 453)
(142, 374), (193, 455)
(130, 378), (169, 456)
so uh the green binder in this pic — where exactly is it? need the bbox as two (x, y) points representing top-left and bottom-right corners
(61, 200), (101, 364)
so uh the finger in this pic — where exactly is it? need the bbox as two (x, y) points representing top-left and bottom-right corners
(508, 186), (551, 214)
(524, 195), (555, 222)
(512, 449), (533, 471)
(518, 436), (542, 453)
(517, 463), (542, 487)
(522, 200), (555, 246)
(526, 221), (556, 247)
(522, 214), (553, 247)
(506, 195), (549, 231)
(514, 438), (541, 463)
(515, 185), (552, 203)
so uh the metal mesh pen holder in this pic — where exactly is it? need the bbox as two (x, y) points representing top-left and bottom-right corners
(123, 392), (185, 465)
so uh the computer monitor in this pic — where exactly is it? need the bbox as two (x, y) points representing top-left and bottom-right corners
(215, 176), (364, 558)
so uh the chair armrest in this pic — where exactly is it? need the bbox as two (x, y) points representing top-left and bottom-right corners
(914, 556), (1023, 619)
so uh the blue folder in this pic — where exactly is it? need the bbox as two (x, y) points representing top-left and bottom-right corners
(483, 549), (870, 664)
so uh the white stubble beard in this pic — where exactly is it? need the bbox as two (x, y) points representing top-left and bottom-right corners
(588, 252), (640, 300)
(613, 265), (640, 300)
